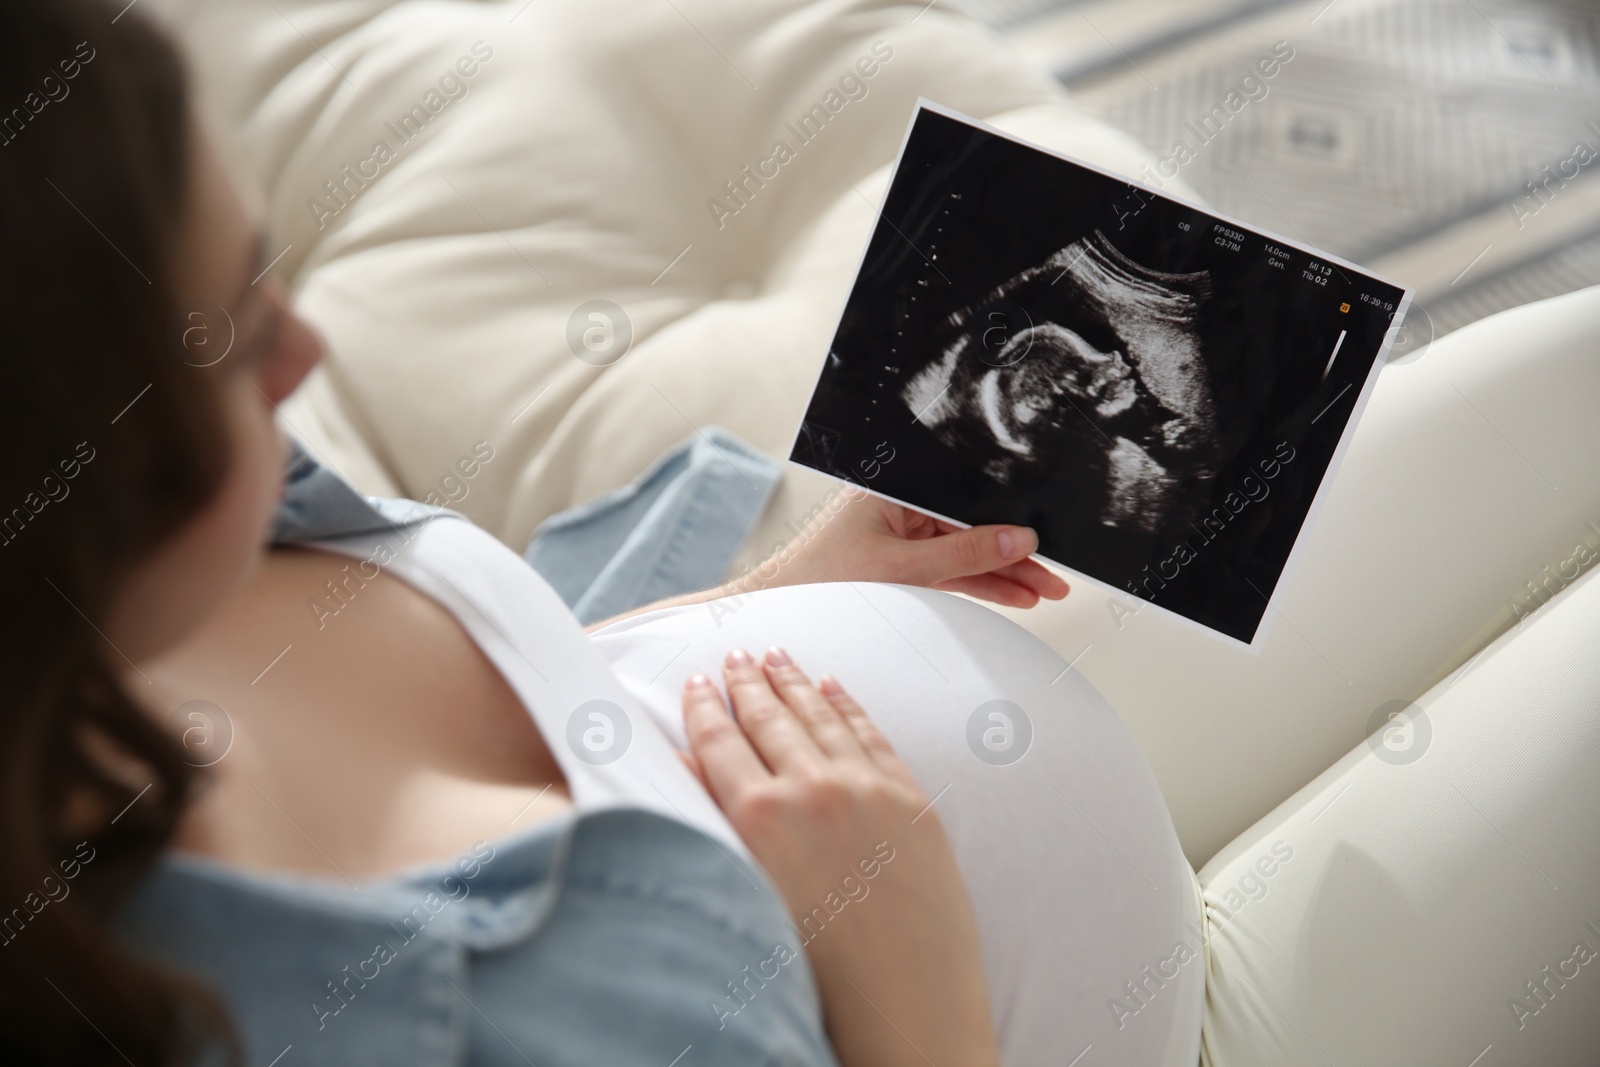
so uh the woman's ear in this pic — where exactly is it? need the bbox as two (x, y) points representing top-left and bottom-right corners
(255, 286), (324, 404)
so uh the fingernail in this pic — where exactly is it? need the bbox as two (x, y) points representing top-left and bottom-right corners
(998, 528), (1035, 558)
(764, 647), (792, 668)
(685, 673), (713, 690)
(819, 674), (844, 697)
(725, 648), (754, 669)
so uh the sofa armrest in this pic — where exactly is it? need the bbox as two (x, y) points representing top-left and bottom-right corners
(1195, 558), (1600, 1066)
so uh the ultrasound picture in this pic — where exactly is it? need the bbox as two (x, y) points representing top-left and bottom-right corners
(903, 231), (1221, 539)
(790, 103), (1410, 646)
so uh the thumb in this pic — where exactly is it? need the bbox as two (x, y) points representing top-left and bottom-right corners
(900, 524), (1038, 583)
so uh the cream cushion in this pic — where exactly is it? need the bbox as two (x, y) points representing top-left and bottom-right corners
(156, 0), (1169, 515)
(1195, 552), (1600, 1066)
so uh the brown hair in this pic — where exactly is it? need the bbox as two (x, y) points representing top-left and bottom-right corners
(1, 0), (238, 1062)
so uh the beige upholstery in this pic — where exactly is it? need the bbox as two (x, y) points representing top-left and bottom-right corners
(159, 0), (1157, 529)
(1195, 552), (1600, 1066)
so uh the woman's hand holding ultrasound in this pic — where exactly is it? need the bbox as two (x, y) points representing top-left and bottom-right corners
(773, 490), (1070, 609)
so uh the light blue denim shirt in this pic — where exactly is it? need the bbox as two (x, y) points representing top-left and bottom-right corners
(522, 426), (781, 624)
(113, 439), (834, 1067)
(118, 810), (838, 1067)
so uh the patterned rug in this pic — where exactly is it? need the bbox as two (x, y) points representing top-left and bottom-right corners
(960, 0), (1600, 339)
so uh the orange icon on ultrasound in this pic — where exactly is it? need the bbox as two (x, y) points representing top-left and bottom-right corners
(1339, 302), (1350, 313)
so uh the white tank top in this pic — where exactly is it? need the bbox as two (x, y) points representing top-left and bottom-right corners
(311, 513), (749, 857)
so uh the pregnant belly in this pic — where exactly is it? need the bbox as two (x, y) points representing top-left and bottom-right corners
(589, 581), (1204, 1067)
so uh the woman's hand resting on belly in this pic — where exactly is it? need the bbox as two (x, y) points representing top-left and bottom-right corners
(680, 646), (1001, 1067)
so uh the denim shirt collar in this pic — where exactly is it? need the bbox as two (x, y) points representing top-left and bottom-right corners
(271, 429), (781, 626)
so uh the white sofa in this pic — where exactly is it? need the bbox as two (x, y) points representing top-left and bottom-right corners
(154, 0), (1600, 1062)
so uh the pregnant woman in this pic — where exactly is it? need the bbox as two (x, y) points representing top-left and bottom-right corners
(0, 4), (1201, 1065)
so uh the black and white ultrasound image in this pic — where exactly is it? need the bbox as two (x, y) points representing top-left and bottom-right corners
(792, 107), (1408, 644)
